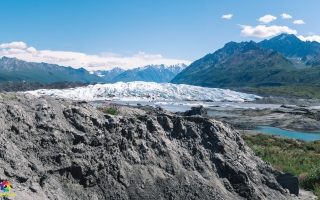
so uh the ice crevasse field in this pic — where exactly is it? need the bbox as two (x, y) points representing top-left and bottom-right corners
(24, 81), (269, 112)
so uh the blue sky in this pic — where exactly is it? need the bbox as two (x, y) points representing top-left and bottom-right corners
(0, 0), (319, 70)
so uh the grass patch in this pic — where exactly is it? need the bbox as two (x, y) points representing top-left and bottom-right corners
(242, 133), (320, 197)
(0, 93), (18, 100)
(244, 86), (320, 98)
(97, 102), (121, 115)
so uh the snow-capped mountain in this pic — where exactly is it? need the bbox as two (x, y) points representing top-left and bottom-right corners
(90, 67), (125, 82)
(25, 81), (260, 102)
(91, 64), (187, 83)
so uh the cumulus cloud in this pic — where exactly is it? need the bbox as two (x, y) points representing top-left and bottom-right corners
(0, 42), (191, 70)
(293, 20), (305, 24)
(239, 25), (297, 38)
(258, 15), (277, 24)
(26, 47), (37, 53)
(297, 35), (320, 43)
(0, 41), (27, 49)
(221, 14), (233, 19)
(281, 13), (292, 19)
(135, 51), (162, 59)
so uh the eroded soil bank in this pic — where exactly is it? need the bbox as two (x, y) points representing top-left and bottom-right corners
(0, 93), (315, 199)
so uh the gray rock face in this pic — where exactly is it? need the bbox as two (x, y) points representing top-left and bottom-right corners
(0, 93), (299, 199)
(277, 173), (299, 196)
(184, 106), (207, 116)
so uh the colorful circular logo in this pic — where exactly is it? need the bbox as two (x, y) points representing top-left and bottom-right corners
(0, 181), (11, 193)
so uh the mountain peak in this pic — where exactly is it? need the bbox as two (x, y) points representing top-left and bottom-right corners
(273, 33), (301, 42)
(89, 64), (186, 83)
(241, 41), (262, 51)
(259, 33), (320, 66)
(1, 56), (19, 62)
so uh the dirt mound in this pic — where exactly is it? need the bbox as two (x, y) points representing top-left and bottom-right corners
(0, 93), (301, 199)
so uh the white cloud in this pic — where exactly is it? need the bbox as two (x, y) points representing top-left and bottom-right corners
(281, 13), (292, 19)
(293, 20), (305, 24)
(0, 41), (27, 49)
(7, 48), (26, 54)
(258, 15), (277, 24)
(297, 35), (320, 43)
(26, 47), (37, 53)
(239, 25), (297, 38)
(221, 14), (233, 19)
(135, 51), (162, 59)
(0, 42), (191, 70)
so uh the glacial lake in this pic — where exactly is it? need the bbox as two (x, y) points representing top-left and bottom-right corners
(254, 125), (320, 141)
(91, 100), (320, 141)
(102, 100), (283, 112)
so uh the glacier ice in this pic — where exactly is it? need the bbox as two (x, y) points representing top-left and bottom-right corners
(24, 81), (261, 102)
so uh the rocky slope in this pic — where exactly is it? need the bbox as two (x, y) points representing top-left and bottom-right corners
(0, 93), (303, 199)
(259, 34), (320, 67)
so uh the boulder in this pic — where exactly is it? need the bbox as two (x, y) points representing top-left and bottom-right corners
(277, 173), (299, 196)
(184, 105), (207, 116)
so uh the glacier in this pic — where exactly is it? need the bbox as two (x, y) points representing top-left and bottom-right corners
(24, 81), (261, 102)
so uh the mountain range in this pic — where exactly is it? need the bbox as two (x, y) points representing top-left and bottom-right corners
(0, 56), (186, 84)
(0, 56), (104, 83)
(172, 34), (320, 89)
(91, 64), (186, 83)
(91, 67), (125, 81)
(171, 40), (296, 87)
(1, 34), (320, 94)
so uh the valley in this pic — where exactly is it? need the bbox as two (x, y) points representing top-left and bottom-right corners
(1, 33), (320, 199)
(171, 34), (320, 98)
(3, 2), (320, 199)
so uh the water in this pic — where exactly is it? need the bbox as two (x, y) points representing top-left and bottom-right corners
(91, 100), (283, 113)
(91, 100), (320, 141)
(207, 110), (236, 117)
(254, 125), (320, 141)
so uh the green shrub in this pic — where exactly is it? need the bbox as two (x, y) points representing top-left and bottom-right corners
(304, 143), (316, 151)
(0, 94), (18, 100)
(97, 102), (121, 115)
(300, 168), (320, 196)
(242, 134), (320, 197)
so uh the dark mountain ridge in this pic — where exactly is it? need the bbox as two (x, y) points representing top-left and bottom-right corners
(112, 64), (186, 83)
(0, 81), (92, 92)
(0, 56), (105, 83)
(171, 41), (295, 87)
